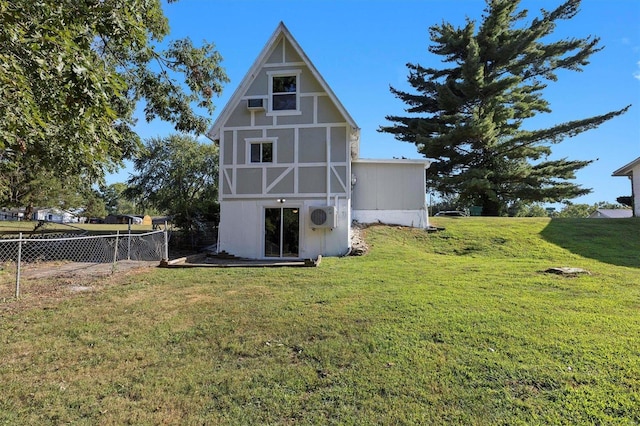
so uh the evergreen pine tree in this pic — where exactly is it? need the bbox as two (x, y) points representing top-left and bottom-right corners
(379, 0), (630, 216)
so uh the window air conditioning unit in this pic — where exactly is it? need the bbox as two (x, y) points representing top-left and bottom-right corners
(309, 206), (337, 229)
(247, 98), (265, 110)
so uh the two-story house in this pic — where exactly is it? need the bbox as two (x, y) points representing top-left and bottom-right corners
(207, 22), (430, 260)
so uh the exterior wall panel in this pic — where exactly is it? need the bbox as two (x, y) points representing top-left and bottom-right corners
(298, 128), (326, 163)
(223, 132), (234, 165)
(267, 170), (295, 194)
(330, 172), (345, 193)
(276, 97), (314, 125)
(226, 104), (251, 127)
(330, 127), (347, 162)
(317, 96), (343, 124)
(301, 73), (323, 93)
(218, 199), (351, 259)
(352, 162), (426, 210)
(284, 40), (303, 63)
(266, 39), (285, 64)
(299, 167), (327, 193)
(236, 168), (263, 194)
(267, 128), (295, 163)
(222, 176), (232, 195)
(246, 71), (268, 96)
(254, 109), (273, 127)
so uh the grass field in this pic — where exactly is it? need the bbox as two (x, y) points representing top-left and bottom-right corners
(1, 217), (638, 424)
(0, 221), (154, 234)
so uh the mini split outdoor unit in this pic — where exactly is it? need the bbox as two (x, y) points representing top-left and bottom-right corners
(246, 98), (265, 110)
(309, 206), (337, 229)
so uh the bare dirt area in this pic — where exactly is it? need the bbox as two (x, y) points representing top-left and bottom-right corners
(20, 260), (160, 280)
(0, 260), (160, 315)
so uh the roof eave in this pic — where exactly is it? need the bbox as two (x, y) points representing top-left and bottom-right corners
(612, 156), (640, 176)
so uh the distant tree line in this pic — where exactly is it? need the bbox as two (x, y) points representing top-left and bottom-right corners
(430, 193), (630, 218)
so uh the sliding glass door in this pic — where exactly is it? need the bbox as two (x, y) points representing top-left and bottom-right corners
(264, 207), (299, 258)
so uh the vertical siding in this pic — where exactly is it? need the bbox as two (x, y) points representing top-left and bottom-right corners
(352, 163), (425, 210)
(633, 166), (640, 217)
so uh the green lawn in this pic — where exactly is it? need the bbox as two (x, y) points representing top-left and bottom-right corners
(0, 221), (153, 234)
(1, 217), (639, 424)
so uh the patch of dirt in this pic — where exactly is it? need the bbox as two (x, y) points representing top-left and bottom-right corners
(0, 260), (160, 315)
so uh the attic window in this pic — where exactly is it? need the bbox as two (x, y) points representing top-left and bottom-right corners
(272, 76), (296, 110)
(268, 70), (301, 114)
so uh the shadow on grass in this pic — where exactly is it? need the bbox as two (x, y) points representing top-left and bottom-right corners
(540, 218), (640, 268)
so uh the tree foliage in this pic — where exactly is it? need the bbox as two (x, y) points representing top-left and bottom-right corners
(0, 154), (105, 218)
(617, 196), (633, 208)
(380, 0), (630, 216)
(125, 134), (219, 231)
(99, 183), (138, 216)
(0, 0), (228, 186)
(514, 203), (549, 217)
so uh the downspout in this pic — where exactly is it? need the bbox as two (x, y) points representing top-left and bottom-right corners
(425, 161), (432, 228)
(326, 136), (331, 206)
(631, 174), (637, 217)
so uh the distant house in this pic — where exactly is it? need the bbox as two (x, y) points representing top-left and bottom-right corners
(588, 209), (633, 219)
(612, 156), (640, 217)
(206, 22), (430, 260)
(32, 207), (77, 223)
(105, 214), (145, 225)
(0, 208), (26, 221)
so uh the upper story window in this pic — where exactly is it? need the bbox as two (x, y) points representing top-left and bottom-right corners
(268, 70), (301, 115)
(250, 141), (273, 163)
(272, 76), (296, 110)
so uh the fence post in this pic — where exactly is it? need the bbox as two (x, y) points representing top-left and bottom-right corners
(127, 219), (132, 261)
(15, 232), (22, 298)
(112, 230), (119, 275)
(163, 222), (169, 263)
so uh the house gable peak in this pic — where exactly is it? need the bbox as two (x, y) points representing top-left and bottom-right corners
(206, 22), (359, 144)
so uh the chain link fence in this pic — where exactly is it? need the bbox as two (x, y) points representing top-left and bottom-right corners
(0, 228), (168, 298)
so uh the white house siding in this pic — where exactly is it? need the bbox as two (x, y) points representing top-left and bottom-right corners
(32, 208), (76, 223)
(352, 160), (430, 228)
(612, 157), (640, 217)
(632, 164), (640, 217)
(218, 198), (350, 259)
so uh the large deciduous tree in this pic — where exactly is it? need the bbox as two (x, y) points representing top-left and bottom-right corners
(99, 183), (138, 216)
(125, 134), (219, 232)
(379, 0), (630, 216)
(0, 154), (106, 219)
(0, 0), (228, 188)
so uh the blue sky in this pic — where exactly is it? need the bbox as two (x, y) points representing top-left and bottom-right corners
(111, 0), (640, 207)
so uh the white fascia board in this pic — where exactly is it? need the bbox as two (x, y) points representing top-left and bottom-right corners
(612, 156), (640, 176)
(353, 158), (432, 168)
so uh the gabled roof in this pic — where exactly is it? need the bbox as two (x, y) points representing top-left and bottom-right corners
(589, 209), (633, 219)
(612, 156), (640, 176)
(206, 22), (359, 141)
